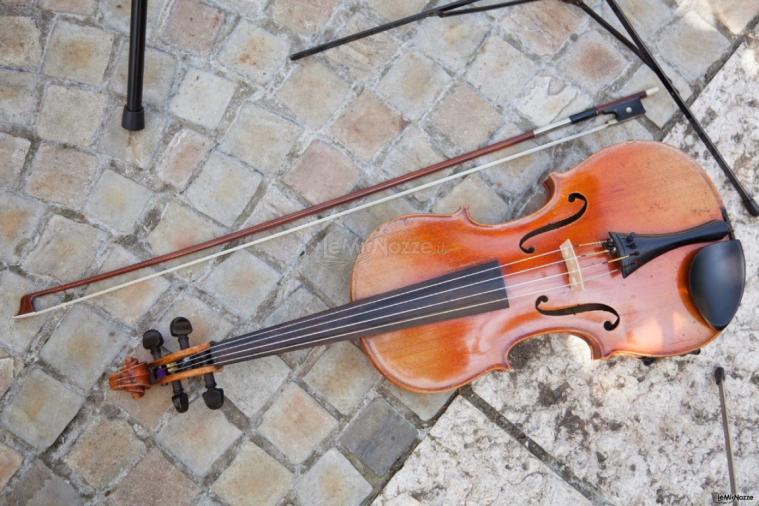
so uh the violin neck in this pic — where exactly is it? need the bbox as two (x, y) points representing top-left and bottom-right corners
(209, 261), (510, 366)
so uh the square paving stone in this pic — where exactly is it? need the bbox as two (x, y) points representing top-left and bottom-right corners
(147, 200), (224, 256)
(186, 151), (262, 227)
(277, 60), (350, 129)
(379, 126), (442, 203)
(272, 0), (337, 36)
(85, 169), (153, 234)
(170, 69), (236, 130)
(559, 30), (630, 94)
(1, 368), (85, 450)
(340, 398), (417, 475)
(221, 103), (302, 174)
(0, 190), (45, 263)
(427, 84), (501, 151)
(40, 305), (126, 389)
(111, 46), (176, 105)
(0, 271), (50, 353)
(303, 342), (380, 415)
(211, 441), (293, 506)
(465, 35), (538, 106)
(297, 225), (359, 305)
(515, 73), (580, 125)
(412, 14), (489, 71)
(259, 382), (338, 464)
(324, 13), (400, 80)
(111, 448), (198, 505)
(657, 11), (731, 82)
(378, 52), (451, 121)
(200, 250), (280, 317)
(5, 461), (82, 505)
(0, 17), (42, 68)
(162, 0), (224, 55)
(433, 175), (510, 225)
(157, 399), (242, 477)
(156, 128), (212, 189)
(0, 132), (30, 186)
(386, 382), (453, 421)
(218, 21), (288, 84)
(330, 91), (406, 161)
(218, 356), (290, 418)
(64, 416), (145, 488)
(100, 0), (167, 34)
(283, 140), (360, 205)
(0, 441), (23, 489)
(23, 214), (107, 282)
(295, 449), (372, 506)
(25, 143), (99, 209)
(499, 0), (585, 57)
(37, 85), (107, 146)
(43, 20), (114, 85)
(39, 0), (96, 15)
(0, 70), (37, 126)
(98, 104), (165, 168)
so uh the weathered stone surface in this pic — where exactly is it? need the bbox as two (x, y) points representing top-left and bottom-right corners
(259, 382), (338, 463)
(147, 200), (224, 257)
(98, 105), (165, 168)
(85, 170), (153, 233)
(0, 271), (49, 352)
(0, 352), (16, 399)
(427, 84), (500, 151)
(213, 0), (266, 16)
(1, 368), (85, 450)
(157, 399), (242, 476)
(162, 0), (224, 54)
(0, 17), (42, 68)
(295, 449), (372, 506)
(0, 441), (23, 489)
(111, 46), (176, 105)
(218, 356), (291, 418)
(0, 132), (30, 186)
(40, 305), (126, 389)
(433, 175), (509, 225)
(277, 60), (350, 129)
(283, 140), (360, 204)
(379, 126), (442, 202)
(376, 397), (591, 505)
(0, 191), (44, 263)
(23, 215), (107, 282)
(170, 69), (236, 129)
(5, 461), (82, 505)
(156, 128), (212, 189)
(378, 52), (451, 121)
(620, 63), (691, 128)
(341, 398), (416, 475)
(342, 196), (416, 239)
(515, 73), (579, 125)
(331, 91), (405, 161)
(367, 0), (426, 20)
(709, 0), (759, 34)
(412, 15), (489, 71)
(39, 0), (95, 15)
(37, 85), (107, 146)
(43, 21), (114, 85)
(272, 0), (337, 36)
(212, 441), (293, 506)
(325, 13), (399, 80)
(298, 225), (357, 305)
(466, 35), (538, 106)
(200, 250), (279, 317)
(218, 21), (288, 83)
(221, 103), (302, 173)
(304, 342), (380, 415)
(111, 448), (198, 505)
(559, 30), (630, 94)
(0, 70), (37, 126)
(599, 0), (673, 38)
(499, 0), (585, 57)
(65, 416), (144, 488)
(107, 376), (171, 430)
(100, 0), (167, 34)
(657, 11), (731, 82)
(385, 383), (452, 422)
(186, 151), (262, 226)
(25, 143), (98, 209)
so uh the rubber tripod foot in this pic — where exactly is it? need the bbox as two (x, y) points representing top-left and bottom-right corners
(121, 106), (145, 131)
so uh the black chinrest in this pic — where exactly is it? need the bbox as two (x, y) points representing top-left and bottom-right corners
(688, 240), (745, 330)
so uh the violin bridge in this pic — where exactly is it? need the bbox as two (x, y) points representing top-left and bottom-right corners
(560, 239), (584, 291)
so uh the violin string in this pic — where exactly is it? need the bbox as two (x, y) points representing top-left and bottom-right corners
(112, 246), (608, 379)
(18, 119), (617, 320)
(112, 259), (619, 385)
(128, 268), (621, 380)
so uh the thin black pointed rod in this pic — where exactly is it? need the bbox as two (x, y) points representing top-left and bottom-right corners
(289, 0), (758, 216)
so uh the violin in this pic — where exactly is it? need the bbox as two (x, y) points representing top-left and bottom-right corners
(110, 141), (746, 411)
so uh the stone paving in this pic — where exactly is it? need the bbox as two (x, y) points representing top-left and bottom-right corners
(0, 0), (757, 505)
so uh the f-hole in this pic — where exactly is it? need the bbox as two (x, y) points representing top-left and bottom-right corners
(535, 295), (620, 331)
(519, 193), (588, 253)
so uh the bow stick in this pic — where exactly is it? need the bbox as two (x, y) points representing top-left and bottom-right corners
(14, 89), (656, 319)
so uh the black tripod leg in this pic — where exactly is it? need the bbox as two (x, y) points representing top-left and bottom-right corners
(122, 0), (147, 131)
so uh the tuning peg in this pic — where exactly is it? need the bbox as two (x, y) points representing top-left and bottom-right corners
(171, 383), (189, 413)
(202, 373), (224, 410)
(142, 329), (164, 359)
(170, 316), (192, 349)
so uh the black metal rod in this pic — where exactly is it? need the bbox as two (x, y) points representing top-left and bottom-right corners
(603, 0), (758, 216)
(714, 367), (738, 505)
(122, 0), (147, 131)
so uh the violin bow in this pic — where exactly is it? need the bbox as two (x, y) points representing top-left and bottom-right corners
(15, 90), (656, 319)
(291, 0), (759, 218)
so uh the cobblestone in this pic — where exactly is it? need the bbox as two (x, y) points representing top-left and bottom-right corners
(283, 140), (359, 204)
(43, 21), (114, 85)
(170, 69), (236, 130)
(110, 448), (198, 505)
(0, 17), (42, 69)
(378, 52), (451, 121)
(218, 356), (290, 418)
(0, 441), (23, 489)
(200, 250), (279, 317)
(5, 461), (82, 505)
(0, 71), (37, 127)
(218, 22), (288, 84)
(156, 128), (212, 189)
(162, 0), (224, 55)
(111, 47), (176, 106)
(85, 169), (153, 234)
(0, 191), (45, 264)
(658, 11), (731, 82)
(295, 449), (372, 506)
(331, 91), (405, 161)
(428, 84), (500, 151)
(25, 143), (98, 209)
(0, 133), (30, 186)
(98, 105), (165, 168)
(37, 85), (107, 147)
(277, 60), (350, 129)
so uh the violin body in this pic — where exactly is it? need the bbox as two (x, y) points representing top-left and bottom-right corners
(352, 142), (728, 393)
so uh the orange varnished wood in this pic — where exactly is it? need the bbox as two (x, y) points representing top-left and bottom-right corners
(351, 142), (726, 393)
(155, 365), (220, 385)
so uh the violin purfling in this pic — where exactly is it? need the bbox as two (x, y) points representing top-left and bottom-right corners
(110, 142), (745, 411)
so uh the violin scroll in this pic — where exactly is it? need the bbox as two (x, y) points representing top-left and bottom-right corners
(109, 357), (150, 399)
